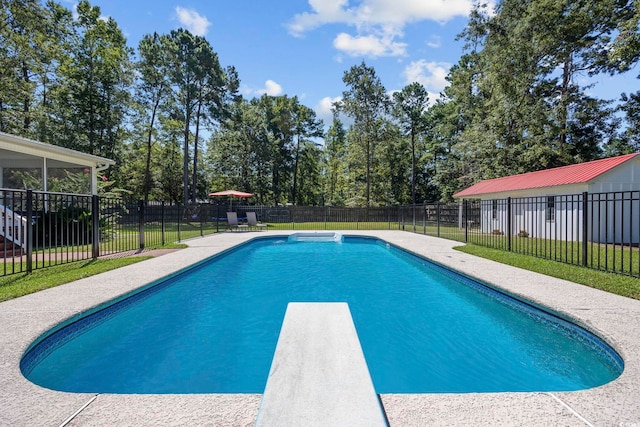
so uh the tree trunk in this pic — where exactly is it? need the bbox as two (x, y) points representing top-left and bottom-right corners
(411, 127), (416, 205)
(192, 99), (202, 204)
(183, 110), (190, 206)
(292, 134), (301, 205)
(143, 101), (159, 205)
(559, 52), (573, 153)
(366, 133), (371, 207)
(22, 62), (31, 132)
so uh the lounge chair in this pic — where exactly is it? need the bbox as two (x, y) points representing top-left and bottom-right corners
(227, 212), (249, 231)
(247, 212), (267, 231)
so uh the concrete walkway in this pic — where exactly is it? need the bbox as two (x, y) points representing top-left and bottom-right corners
(1, 230), (639, 426)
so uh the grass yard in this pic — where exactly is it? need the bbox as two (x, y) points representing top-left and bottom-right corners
(0, 257), (151, 302)
(456, 244), (640, 300)
(461, 231), (640, 277)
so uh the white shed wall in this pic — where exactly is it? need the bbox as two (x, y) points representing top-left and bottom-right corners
(470, 157), (640, 244)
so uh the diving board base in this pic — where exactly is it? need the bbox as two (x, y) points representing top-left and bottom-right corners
(255, 302), (387, 427)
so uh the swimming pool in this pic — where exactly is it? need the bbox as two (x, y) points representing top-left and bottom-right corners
(21, 235), (623, 394)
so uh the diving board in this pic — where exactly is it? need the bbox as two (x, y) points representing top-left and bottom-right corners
(255, 302), (387, 426)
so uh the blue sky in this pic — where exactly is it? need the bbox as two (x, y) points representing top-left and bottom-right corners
(69, 0), (476, 124)
(73, 0), (635, 127)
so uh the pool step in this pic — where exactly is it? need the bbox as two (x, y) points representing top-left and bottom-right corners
(288, 232), (343, 242)
(256, 302), (387, 427)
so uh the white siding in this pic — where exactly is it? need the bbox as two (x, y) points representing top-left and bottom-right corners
(588, 192), (640, 244)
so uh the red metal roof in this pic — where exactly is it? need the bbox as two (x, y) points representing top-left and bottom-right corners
(454, 153), (639, 198)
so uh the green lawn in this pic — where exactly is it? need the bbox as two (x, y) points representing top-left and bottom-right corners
(459, 231), (640, 277)
(456, 244), (640, 300)
(0, 257), (151, 302)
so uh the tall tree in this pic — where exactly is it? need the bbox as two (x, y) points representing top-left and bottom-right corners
(324, 113), (347, 205)
(156, 117), (185, 204)
(135, 32), (171, 204)
(393, 82), (429, 204)
(377, 119), (408, 205)
(0, 0), (42, 135)
(163, 29), (227, 204)
(0, 0), (73, 140)
(54, 0), (131, 160)
(291, 98), (324, 204)
(339, 62), (390, 206)
(190, 38), (225, 203)
(164, 29), (199, 205)
(447, 0), (625, 188)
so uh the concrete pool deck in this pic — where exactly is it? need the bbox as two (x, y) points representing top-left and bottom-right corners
(0, 230), (638, 426)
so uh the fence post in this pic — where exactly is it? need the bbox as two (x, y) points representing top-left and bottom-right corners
(387, 206), (391, 230)
(291, 206), (295, 230)
(464, 199), (469, 243)
(412, 204), (416, 232)
(200, 205), (204, 237)
(507, 197), (512, 252)
(356, 209), (359, 230)
(92, 195), (100, 258)
(138, 199), (145, 250)
(437, 203), (441, 238)
(177, 205), (182, 242)
(324, 206), (328, 230)
(161, 201), (166, 246)
(582, 191), (588, 266)
(216, 204), (220, 233)
(25, 190), (33, 273)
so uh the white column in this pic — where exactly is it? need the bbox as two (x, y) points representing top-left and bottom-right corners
(42, 157), (47, 191)
(91, 166), (98, 195)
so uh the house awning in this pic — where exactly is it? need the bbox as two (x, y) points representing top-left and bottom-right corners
(0, 131), (115, 195)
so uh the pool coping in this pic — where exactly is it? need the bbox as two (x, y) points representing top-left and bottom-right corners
(1, 230), (639, 426)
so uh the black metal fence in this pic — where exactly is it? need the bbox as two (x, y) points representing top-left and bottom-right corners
(399, 192), (640, 278)
(2, 188), (639, 278)
(0, 190), (235, 276)
(232, 205), (402, 230)
(454, 192), (640, 278)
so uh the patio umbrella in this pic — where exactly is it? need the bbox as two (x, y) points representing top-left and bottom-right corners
(209, 189), (253, 210)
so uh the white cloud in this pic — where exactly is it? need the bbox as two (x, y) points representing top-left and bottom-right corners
(175, 6), (211, 36)
(289, 0), (476, 59)
(288, 0), (352, 36)
(315, 96), (354, 131)
(289, 0), (474, 35)
(403, 60), (451, 92)
(240, 84), (254, 97)
(426, 35), (441, 48)
(315, 96), (342, 121)
(333, 32), (406, 57)
(257, 80), (284, 96)
(426, 91), (442, 106)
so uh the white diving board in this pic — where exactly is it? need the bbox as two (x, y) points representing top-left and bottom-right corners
(255, 302), (387, 427)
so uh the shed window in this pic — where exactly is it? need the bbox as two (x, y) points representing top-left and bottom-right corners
(492, 199), (498, 220)
(545, 196), (555, 221)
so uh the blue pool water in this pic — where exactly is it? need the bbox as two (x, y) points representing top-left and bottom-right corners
(21, 236), (623, 393)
